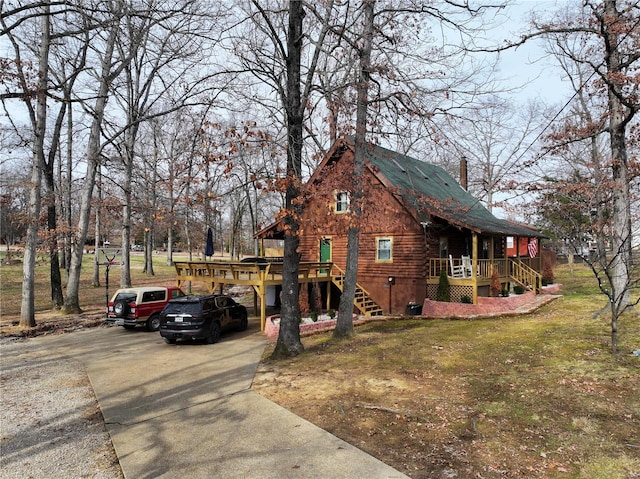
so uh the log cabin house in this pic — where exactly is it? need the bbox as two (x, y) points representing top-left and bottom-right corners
(257, 136), (545, 315)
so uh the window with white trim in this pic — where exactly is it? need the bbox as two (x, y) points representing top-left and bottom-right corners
(335, 191), (349, 213)
(376, 237), (393, 262)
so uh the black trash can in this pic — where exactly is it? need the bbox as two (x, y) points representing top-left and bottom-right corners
(406, 302), (422, 316)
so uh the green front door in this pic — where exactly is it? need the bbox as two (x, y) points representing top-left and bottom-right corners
(320, 238), (331, 275)
(320, 238), (331, 262)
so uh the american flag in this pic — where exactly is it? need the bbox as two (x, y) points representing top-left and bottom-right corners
(528, 238), (538, 258)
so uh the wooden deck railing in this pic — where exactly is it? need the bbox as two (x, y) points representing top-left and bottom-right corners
(173, 260), (334, 287)
(427, 257), (541, 284)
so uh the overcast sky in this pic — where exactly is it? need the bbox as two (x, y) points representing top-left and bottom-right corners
(493, 0), (572, 105)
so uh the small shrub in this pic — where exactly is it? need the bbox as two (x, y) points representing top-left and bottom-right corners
(327, 309), (336, 319)
(310, 311), (318, 322)
(542, 278), (549, 286)
(436, 269), (450, 302)
(460, 295), (472, 304)
(490, 267), (501, 297)
(542, 260), (555, 284)
(299, 285), (310, 315)
(501, 288), (510, 297)
(513, 285), (525, 294)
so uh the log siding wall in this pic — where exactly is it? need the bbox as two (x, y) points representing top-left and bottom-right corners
(299, 163), (437, 314)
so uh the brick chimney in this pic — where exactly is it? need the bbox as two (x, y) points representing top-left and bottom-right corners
(460, 156), (468, 190)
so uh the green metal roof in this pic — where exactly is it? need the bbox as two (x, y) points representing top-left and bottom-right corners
(343, 137), (544, 238)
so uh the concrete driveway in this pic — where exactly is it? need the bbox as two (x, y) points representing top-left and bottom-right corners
(3, 322), (409, 479)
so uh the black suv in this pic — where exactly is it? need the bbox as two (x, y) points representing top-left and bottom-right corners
(159, 294), (248, 344)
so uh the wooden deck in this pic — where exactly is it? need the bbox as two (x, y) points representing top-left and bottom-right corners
(173, 261), (334, 330)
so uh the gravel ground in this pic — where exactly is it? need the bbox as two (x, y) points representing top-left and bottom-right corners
(0, 336), (123, 479)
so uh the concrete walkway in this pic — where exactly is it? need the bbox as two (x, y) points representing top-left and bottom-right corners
(7, 324), (409, 479)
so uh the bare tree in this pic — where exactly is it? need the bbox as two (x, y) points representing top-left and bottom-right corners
(64, 2), (129, 313)
(235, 0), (337, 357)
(103, 1), (223, 287)
(1, 2), (90, 321)
(201, 121), (283, 255)
(522, 0), (639, 352)
(18, 5), (49, 327)
(271, 0), (306, 357)
(334, 0), (374, 339)
(437, 97), (546, 212)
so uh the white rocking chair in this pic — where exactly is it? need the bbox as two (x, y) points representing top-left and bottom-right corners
(449, 255), (465, 278)
(461, 255), (473, 278)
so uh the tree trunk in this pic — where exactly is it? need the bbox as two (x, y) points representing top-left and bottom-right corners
(143, 147), (158, 275)
(334, 0), (374, 339)
(44, 125), (64, 308)
(20, 6), (50, 328)
(166, 227), (174, 266)
(44, 114), (64, 309)
(144, 228), (155, 275)
(120, 197), (132, 287)
(271, 0), (305, 358)
(92, 166), (101, 287)
(64, 22), (119, 314)
(47, 202), (64, 308)
(120, 130), (134, 288)
(603, 0), (632, 353)
(64, 96), (73, 281)
(21, 161), (42, 328)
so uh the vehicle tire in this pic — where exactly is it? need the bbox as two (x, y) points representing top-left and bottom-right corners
(237, 311), (248, 332)
(123, 325), (136, 330)
(114, 299), (129, 318)
(146, 314), (160, 332)
(163, 337), (176, 344)
(206, 321), (221, 344)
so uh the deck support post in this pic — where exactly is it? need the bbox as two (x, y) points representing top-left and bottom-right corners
(472, 234), (478, 304)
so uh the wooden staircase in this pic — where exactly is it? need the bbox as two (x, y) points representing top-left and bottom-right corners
(331, 266), (385, 316)
(509, 259), (543, 293)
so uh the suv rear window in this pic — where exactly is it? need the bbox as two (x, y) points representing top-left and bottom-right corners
(115, 292), (137, 303)
(142, 290), (167, 302)
(164, 302), (203, 315)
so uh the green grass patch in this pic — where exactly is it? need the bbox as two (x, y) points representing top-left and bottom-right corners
(0, 250), (207, 317)
(257, 264), (640, 478)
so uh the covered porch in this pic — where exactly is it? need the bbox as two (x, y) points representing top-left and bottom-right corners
(426, 232), (543, 304)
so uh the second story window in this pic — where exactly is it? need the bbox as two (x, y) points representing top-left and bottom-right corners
(335, 191), (349, 213)
(376, 237), (393, 262)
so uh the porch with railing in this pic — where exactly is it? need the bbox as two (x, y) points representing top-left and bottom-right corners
(426, 257), (542, 303)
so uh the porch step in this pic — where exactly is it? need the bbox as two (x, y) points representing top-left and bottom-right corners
(332, 273), (385, 316)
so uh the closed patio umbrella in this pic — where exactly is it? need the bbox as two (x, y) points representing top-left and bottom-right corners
(205, 227), (214, 259)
